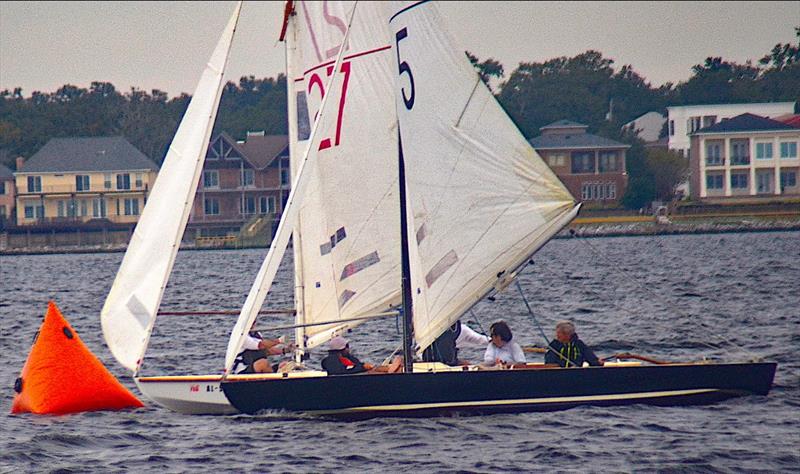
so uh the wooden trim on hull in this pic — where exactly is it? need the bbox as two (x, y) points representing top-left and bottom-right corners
(220, 362), (777, 418)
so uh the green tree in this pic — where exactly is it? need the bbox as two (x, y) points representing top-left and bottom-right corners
(646, 148), (689, 201)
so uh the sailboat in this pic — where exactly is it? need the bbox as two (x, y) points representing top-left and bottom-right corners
(103, 1), (776, 418)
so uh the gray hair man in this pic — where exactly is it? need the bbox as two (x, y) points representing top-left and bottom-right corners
(545, 320), (602, 367)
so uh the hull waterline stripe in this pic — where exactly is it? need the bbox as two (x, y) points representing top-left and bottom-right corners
(308, 389), (720, 415)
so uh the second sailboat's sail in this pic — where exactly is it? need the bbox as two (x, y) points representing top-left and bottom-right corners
(389, 1), (578, 352)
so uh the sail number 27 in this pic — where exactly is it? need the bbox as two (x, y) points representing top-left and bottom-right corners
(395, 27), (415, 110)
(307, 61), (352, 151)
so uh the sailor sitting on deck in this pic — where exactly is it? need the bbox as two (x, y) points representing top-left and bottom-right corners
(422, 320), (491, 366)
(233, 331), (294, 374)
(321, 336), (402, 375)
(544, 320), (603, 368)
(482, 321), (526, 367)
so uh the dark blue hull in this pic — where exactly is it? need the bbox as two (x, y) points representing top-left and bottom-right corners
(221, 362), (776, 419)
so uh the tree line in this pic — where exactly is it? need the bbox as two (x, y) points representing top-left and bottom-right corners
(1, 28), (797, 208)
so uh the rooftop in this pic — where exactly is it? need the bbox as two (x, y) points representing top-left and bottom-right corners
(19, 137), (158, 173)
(694, 113), (799, 134)
(540, 119), (588, 131)
(530, 121), (629, 150)
(0, 163), (13, 179)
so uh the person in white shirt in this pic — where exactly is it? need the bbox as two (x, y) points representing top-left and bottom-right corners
(233, 331), (294, 374)
(483, 321), (526, 367)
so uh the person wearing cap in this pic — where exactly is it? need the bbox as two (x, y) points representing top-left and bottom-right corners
(321, 336), (369, 375)
(321, 336), (403, 375)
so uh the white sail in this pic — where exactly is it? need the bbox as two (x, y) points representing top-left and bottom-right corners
(101, 2), (242, 373)
(289, 1), (400, 350)
(226, 0), (402, 370)
(389, 1), (578, 352)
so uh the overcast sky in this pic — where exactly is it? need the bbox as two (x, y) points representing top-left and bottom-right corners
(1, 1), (798, 97)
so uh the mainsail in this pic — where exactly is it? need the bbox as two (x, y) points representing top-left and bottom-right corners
(286, 1), (401, 350)
(101, 2), (242, 372)
(389, 1), (578, 352)
(225, 1), (401, 369)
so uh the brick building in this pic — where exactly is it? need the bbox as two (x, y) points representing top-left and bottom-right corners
(189, 132), (290, 236)
(530, 120), (629, 206)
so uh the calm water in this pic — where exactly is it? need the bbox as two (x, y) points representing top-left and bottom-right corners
(1, 232), (798, 472)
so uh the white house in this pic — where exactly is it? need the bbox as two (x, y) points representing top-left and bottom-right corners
(623, 111), (666, 143)
(667, 102), (796, 156)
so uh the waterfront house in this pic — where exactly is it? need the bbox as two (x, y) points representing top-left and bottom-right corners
(189, 131), (290, 237)
(689, 113), (800, 201)
(530, 120), (629, 206)
(667, 102), (796, 158)
(0, 163), (16, 227)
(14, 137), (158, 226)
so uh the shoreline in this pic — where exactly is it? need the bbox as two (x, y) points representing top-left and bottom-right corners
(2, 221), (798, 256)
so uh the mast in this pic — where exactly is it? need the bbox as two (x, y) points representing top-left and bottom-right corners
(398, 129), (414, 374)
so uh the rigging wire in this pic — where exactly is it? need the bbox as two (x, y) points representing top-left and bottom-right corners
(514, 278), (576, 367)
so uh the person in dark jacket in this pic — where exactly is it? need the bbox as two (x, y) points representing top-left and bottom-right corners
(321, 336), (403, 375)
(321, 336), (369, 375)
(544, 321), (603, 367)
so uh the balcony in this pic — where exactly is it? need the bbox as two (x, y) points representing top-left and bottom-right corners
(18, 184), (148, 195)
(705, 158), (725, 167)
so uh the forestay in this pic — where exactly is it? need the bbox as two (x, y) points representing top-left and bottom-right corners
(389, 1), (578, 353)
(101, 3), (242, 373)
(226, 1), (402, 369)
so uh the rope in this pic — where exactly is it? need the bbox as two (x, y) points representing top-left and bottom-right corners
(568, 230), (759, 361)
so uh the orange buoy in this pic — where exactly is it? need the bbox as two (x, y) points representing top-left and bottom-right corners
(11, 301), (144, 415)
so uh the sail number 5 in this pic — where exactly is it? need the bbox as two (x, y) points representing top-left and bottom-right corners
(395, 27), (415, 110)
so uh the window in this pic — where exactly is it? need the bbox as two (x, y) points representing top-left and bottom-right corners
(702, 116), (717, 128)
(706, 174), (724, 190)
(0, 182), (5, 195)
(24, 205), (44, 219)
(598, 152), (620, 172)
(687, 116), (702, 134)
(571, 152), (595, 174)
(280, 168), (290, 186)
(780, 171), (797, 188)
(57, 200), (65, 217)
(756, 171), (772, 194)
(124, 198), (139, 215)
(241, 196), (256, 215)
(27, 176), (42, 192)
(92, 198), (106, 217)
(76, 175), (90, 191)
(0, 205), (5, 217)
(135, 173), (143, 188)
(203, 170), (219, 188)
(547, 153), (566, 167)
(204, 198), (220, 215)
(669, 120), (675, 136)
(730, 140), (749, 165)
(104, 173), (112, 189)
(80, 200), (88, 216)
(730, 173), (748, 189)
(581, 183), (591, 200)
(116, 173), (131, 190)
(241, 169), (254, 187)
(780, 142), (798, 159)
(755, 142), (773, 160)
(259, 196), (276, 214)
(705, 142), (723, 165)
